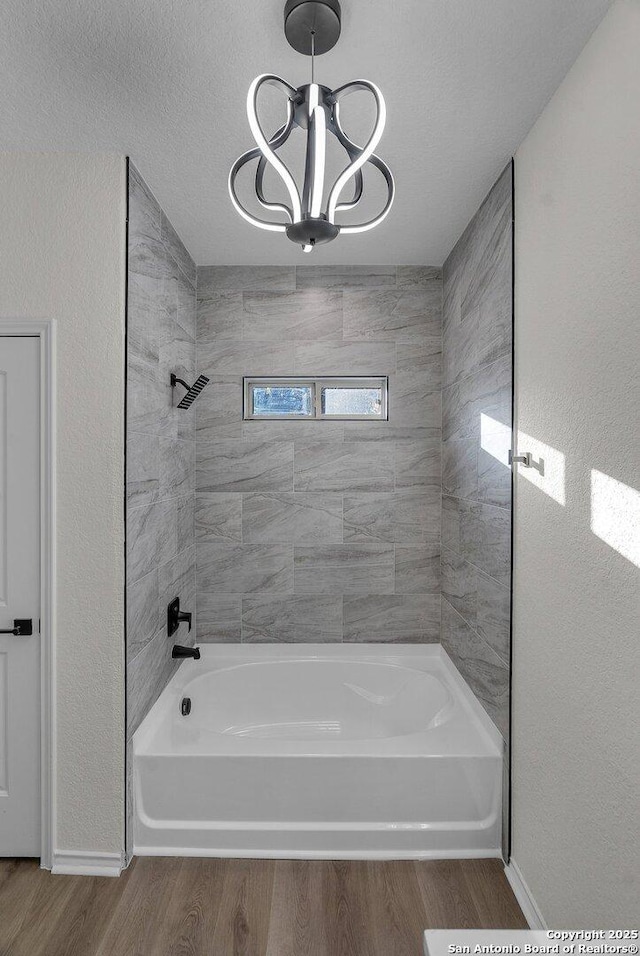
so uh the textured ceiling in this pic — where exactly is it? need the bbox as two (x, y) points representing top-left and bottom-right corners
(0, 0), (611, 265)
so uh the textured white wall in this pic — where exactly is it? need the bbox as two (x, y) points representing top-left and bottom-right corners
(513, 0), (640, 926)
(0, 153), (126, 854)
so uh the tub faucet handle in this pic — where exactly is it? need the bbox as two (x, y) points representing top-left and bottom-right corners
(178, 609), (192, 631)
(167, 597), (193, 637)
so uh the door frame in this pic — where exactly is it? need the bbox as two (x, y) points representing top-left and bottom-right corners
(0, 319), (56, 868)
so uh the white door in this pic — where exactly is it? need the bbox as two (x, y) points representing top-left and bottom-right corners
(0, 337), (40, 857)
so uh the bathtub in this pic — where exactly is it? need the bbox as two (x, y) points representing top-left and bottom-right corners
(134, 644), (502, 859)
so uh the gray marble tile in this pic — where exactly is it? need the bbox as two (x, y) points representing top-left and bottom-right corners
(444, 301), (511, 389)
(160, 324), (196, 381)
(197, 341), (295, 380)
(197, 543), (293, 593)
(441, 494), (470, 554)
(195, 381), (243, 441)
(477, 570), (511, 665)
(242, 420), (345, 442)
(443, 163), (512, 388)
(127, 498), (176, 585)
(196, 440), (294, 493)
(471, 272), (512, 374)
(442, 439), (478, 499)
(126, 568), (160, 661)
(461, 172), (512, 323)
(295, 265), (396, 289)
(127, 628), (178, 736)
(293, 341), (396, 375)
(243, 493), (343, 543)
(343, 288), (441, 344)
(126, 167), (198, 737)
(196, 622), (242, 643)
(159, 438), (195, 499)
(174, 272), (196, 341)
(442, 288), (477, 387)
(196, 592), (241, 624)
(197, 291), (243, 345)
(469, 503), (511, 587)
(128, 347), (163, 436)
(129, 233), (176, 285)
(127, 272), (173, 363)
(396, 266), (442, 290)
(161, 211), (196, 288)
(242, 595), (342, 642)
(195, 494), (242, 542)
(198, 265), (295, 293)
(294, 544), (395, 594)
(441, 547), (477, 628)
(442, 357), (511, 442)
(441, 598), (509, 738)
(242, 290), (343, 341)
(444, 166), (511, 316)
(343, 593), (440, 642)
(343, 423), (440, 442)
(128, 164), (161, 240)
(127, 433), (159, 507)
(440, 166), (513, 738)
(395, 440), (441, 489)
(158, 546), (196, 638)
(177, 495), (195, 554)
(396, 342), (442, 375)
(390, 370), (441, 429)
(395, 542), (440, 594)
(441, 496), (510, 587)
(343, 490), (439, 543)
(294, 441), (394, 492)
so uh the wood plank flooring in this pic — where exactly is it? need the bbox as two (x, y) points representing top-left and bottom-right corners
(0, 857), (527, 956)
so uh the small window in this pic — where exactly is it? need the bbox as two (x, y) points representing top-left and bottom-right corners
(251, 384), (313, 417)
(244, 377), (388, 421)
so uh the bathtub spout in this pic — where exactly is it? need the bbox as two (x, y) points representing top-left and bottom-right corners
(172, 644), (201, 660)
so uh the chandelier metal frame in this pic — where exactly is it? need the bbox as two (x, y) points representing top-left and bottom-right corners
(228, 0), (394, 252)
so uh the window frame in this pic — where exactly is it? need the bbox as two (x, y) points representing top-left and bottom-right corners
(243, 376), (389, 422)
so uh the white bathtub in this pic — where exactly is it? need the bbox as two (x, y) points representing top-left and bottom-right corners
(134, 644), (502, 859)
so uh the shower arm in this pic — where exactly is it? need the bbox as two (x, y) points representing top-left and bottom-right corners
(170, 374), (190, 391)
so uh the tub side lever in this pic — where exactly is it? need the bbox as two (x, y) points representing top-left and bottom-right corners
(167, 596), (192, 637)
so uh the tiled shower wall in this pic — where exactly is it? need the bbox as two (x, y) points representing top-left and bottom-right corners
(440, 164), (513, 739)
(195, 265), (443, 644)
(125, 164), (197, 847)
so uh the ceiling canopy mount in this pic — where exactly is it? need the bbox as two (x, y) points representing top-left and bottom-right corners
(284, 0), (342, 56)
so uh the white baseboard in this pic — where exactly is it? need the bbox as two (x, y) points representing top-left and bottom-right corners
(51, 849), (123, 877)
(504, 859), (547, 929)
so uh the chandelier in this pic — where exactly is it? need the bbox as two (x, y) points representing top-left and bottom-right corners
(228, 0), (394, 253)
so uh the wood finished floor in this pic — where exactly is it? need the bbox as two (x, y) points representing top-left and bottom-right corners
(0, 857), (527, 956)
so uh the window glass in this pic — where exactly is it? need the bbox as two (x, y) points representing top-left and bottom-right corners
(251, 385), (313, 417)
(321, 386), (383, 418)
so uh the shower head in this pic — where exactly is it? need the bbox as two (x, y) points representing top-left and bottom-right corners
(171, 373), (210, 409)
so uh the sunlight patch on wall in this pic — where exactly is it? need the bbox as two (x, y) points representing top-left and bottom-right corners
(591, 470), (640, 568)
(517, 429), (566, 506)
(480, 413), (511, 469)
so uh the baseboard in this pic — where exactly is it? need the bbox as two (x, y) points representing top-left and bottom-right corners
(51, 849), (123, 877)
(504, 859), (547, 929)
